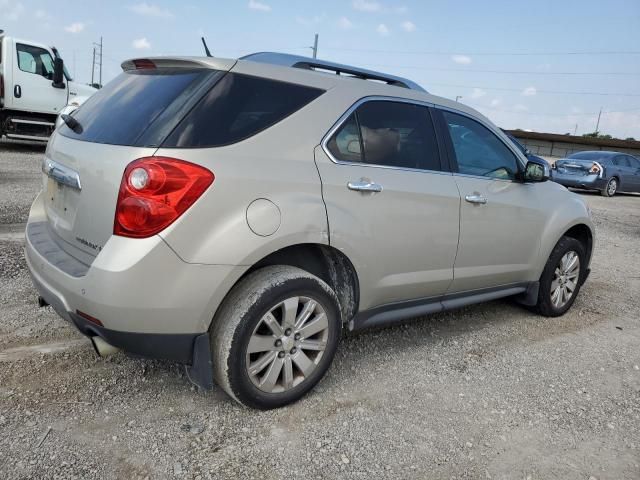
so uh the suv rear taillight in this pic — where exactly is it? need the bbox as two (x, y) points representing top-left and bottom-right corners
(114, 157), (214, 238)
(0, 73), (4, 106)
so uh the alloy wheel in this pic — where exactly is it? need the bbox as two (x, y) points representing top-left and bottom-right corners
(245, 296), (329, 393)
(607, 178), (617, 196)
(550, 250), (580, 309)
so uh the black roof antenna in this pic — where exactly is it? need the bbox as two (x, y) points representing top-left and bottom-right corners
(201, 37), (213, 57)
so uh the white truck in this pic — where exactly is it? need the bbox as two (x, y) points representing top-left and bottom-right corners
(0, 30), (96, 142)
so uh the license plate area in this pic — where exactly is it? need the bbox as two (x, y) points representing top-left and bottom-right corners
(46, 177), (78, 228)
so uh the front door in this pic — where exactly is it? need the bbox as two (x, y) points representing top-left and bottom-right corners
(12, 42), (67, 114)
(315, 100), (461, 311)
(436, 108), (547, 293)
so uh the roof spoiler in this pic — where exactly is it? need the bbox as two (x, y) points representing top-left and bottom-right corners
(121, 57), (236, 72)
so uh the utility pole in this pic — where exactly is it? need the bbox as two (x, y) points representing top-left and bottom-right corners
(595, 107), (602, 135)
(455, 95), (462, 102)
(312, 33), (318, 59)
(91, 46), (95, 85)
(574, 123), (578, 136)
(92, 37), (103, 87)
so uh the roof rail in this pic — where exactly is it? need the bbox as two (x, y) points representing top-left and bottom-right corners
(241, 52), (426, 92)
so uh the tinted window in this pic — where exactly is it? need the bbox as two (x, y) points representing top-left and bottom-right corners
(569, 152), (606, 161)
(627, 156), (640, 168)
(164, 73), (324, 148)
(17, 43), (54, 77)
(613, 155), (630, 167)
(59, 69), (217, 146)
(327, 101), (441, 171)
(326, 114), (362, 163)
(443, 111), (519, 180)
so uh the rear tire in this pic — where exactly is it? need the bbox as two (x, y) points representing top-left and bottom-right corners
(210, 266), (342, 409)
(535, 236), (586, 317)
(601, 177), (617, 197)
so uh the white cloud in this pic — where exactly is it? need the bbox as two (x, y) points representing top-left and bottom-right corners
(132, 37), (151, 49)
(248, 0), (271, 12)
(376, 23), (390, 36)
(513, 104), (529, 112)
(470, 88), (486, 99)
(490, 98), (502, 107)
(296, 14), (326, 26)
(352, 0), (407, 13)
(353, 0), (381, 12)
(522, 86), (537, 96)
(128, 2), (173, 18)
(64, 22), (85, 33)
(400, 20), (415, 32)
(337, 16), (354, 29)
(2, 1), (25, 21)
(451, 54), (472, 65)
(35, 9), (47, 18)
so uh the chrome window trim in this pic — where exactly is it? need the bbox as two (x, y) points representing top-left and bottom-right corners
(320, 96), (452, 176)
(42, 158), (82, 190)
(320, 96), (527, 179)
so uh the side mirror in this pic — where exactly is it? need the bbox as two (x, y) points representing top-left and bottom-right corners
(52, 58), (65, 89)
(523, 158), (550, 182)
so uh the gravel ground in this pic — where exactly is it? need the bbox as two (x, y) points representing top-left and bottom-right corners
(1, 139), (639, 479)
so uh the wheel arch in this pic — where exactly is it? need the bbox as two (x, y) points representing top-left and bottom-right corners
(562, 223), (594, 268)
(211, 243), (361, 328)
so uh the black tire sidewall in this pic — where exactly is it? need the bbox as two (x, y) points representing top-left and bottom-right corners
(226, 276), (341, 410)
(538, 236), (586, 317)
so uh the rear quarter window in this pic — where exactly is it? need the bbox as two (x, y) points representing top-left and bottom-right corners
(162, 73), (324, 148)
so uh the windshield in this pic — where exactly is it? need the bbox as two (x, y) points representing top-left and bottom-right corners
(59, 68), (220, 147)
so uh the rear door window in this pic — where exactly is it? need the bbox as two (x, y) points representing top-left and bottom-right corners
(326, 100), (443, 171)
(59, 68), (218, 146)
(163, 73), (324, 148)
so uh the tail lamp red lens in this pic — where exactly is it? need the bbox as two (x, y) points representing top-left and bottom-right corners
(589, 163), (601, 175)
(114, 157), (214, 238)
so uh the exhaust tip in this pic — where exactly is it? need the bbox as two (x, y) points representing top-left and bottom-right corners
(90, 336), (120, 357)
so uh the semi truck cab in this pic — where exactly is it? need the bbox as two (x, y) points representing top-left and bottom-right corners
(0, 30), (96, 142)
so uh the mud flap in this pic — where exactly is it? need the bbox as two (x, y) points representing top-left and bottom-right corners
(185, 333), (214, 390)
(514, 281), (540, 307)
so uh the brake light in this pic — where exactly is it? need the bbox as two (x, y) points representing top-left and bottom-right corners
(114, 157), (214, 238)
(0, 73), (4, 106)
(132, 59), (156, 70)
(589, 162), (603, 177)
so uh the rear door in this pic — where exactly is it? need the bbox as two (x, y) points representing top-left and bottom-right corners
(12, 42), (67, 114)
(315, 99), (460, 310)
(626, 156), (640, 191)
(613, 155), (637, 191)
(435, 108), (547, 292)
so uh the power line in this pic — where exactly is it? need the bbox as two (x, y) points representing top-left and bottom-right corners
(465, 102), (640, 117)
(320, 47), (640, 56)
(359, 63), (640, 76)
(428, 82), (640, 97)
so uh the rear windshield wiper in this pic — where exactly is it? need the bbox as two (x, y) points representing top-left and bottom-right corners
(61, 114), (83, 134)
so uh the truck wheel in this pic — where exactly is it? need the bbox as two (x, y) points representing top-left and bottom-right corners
(211, 266), (342, 409)
(601, 177), (617, 197)
(535, 236), (586, 317)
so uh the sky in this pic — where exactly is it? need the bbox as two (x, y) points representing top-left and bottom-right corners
(2, 0), (639, 138)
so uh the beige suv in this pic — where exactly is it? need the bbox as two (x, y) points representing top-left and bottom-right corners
(26, 53), (594, 409)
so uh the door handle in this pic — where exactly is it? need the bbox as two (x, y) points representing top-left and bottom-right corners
(347, 181), (383, 193)
(465, 194), (487, 205)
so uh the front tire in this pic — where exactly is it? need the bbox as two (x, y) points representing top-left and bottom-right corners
(535, 236), (586, 317)
(601, 177), (617, 197)
(211, 266), (342, 409)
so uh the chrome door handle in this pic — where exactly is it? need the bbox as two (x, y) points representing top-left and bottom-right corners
(347, 181), (383, 193)
(465, 194), (487, 205)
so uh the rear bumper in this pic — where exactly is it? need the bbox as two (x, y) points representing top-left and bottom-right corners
(25, 190), (246, 334)
(551, 174), (607, 191)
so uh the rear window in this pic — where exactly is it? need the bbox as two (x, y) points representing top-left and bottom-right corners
(59, 68), (219, 146)
(162, 73), (324, 148)
(568, 152), (606, 161)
